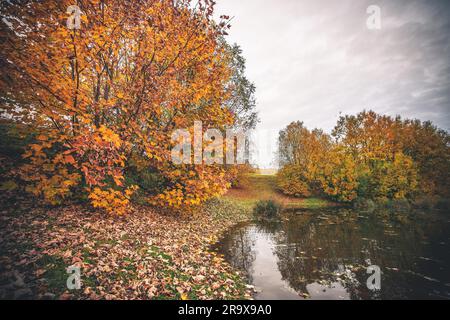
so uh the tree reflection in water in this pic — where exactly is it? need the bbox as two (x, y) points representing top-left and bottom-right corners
(216, 222), (257, 283)
(213, 208), (450, 299)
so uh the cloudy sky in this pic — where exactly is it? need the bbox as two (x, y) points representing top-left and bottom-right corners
(215, 0), (450, 167)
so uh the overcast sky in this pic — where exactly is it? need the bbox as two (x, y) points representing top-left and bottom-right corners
(215, 0), (450, 168)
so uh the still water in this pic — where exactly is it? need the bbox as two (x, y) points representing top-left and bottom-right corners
(213, 208), (450, 299)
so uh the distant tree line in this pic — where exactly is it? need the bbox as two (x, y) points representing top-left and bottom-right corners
(277, 110), (450, 203)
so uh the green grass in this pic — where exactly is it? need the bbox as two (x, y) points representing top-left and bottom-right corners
(297, 198), (331, 209)
(36, 254), (68, 294)
(224, 174), (334, 210)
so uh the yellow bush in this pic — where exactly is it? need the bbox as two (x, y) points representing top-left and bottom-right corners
(318, 150), (359, 202)
(276, 165), (311, 197)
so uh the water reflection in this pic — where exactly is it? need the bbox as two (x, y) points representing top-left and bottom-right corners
(213, 208), (450, 299)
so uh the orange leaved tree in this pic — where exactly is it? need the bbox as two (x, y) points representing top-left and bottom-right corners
(0, 0), (235, 214)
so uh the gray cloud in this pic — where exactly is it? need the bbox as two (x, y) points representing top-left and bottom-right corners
(216, 0), (450, 167)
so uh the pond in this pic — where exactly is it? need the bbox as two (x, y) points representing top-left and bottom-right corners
(212, 208), (450, 299)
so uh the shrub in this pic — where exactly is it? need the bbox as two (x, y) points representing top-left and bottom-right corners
(363, 153), (418, 200)
(125, 168), (166, 195)
(318, 150), (359, 203)
(253, 200), (281, 218)
(380, 198), (411, 213)
(276, 165), (311, 197)
(228, 164), (255, 189)
(353, 198), (376, 212)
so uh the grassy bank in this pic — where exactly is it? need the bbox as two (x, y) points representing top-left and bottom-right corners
(0, 198), (253, 300)
(224, 174), (335, 210)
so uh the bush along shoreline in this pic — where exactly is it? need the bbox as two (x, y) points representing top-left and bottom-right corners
(353, 197), (450, 213)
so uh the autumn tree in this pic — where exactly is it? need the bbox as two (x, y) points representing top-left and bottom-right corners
(221, 40), (258, 132)
(276, 164), (311, 197)
(332, 111), (448, 198)
(316, 147), (359, 202)
(331, 111), (400, 161)
(218, 40), (258, 188)
(0, 0), (237, 214)
(277, 110), (448, 203)
(400, 119), (450, 196)
(277, 121), (331, 196)
(358, 152), (418, 200)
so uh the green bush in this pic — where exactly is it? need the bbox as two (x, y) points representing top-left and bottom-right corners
(353, 198), (376, 212)
(124, 168), (167, 205)
(253, 200), (281, 218)
(125, 169), (166, 194)
(380, 198), (411, 212)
